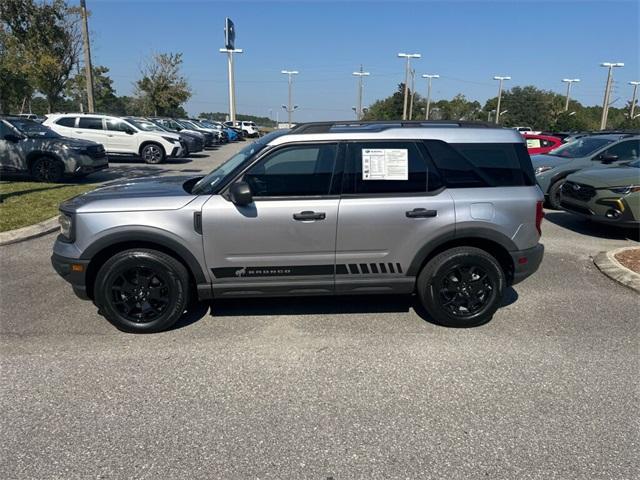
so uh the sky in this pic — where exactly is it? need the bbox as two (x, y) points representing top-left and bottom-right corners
(81, 0), (639, 122)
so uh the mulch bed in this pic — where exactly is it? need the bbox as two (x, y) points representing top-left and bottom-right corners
(615, 248), (640, 274)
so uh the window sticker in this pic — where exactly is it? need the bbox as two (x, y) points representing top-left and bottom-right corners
(362, 149), (408, 180)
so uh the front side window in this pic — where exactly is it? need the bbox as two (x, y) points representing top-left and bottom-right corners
(78, 117), (104, 130)
(343, 141), (435, 194)
(602, 140), (640, 161)
(244, 143), (337, 197)
(56, 116), (76, 127)
(106, 119), (130, 132)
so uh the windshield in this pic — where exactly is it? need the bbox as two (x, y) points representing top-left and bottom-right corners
(8, 119), (60, 138)
(548, 137), (614, 158)
(191, 130), (289, 195)
(125, 118), (165, 132)
(180, 120), (202, 130)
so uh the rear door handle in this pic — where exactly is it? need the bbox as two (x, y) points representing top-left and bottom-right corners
(293, 211), (326, 221)
(406, 208), (437, 218)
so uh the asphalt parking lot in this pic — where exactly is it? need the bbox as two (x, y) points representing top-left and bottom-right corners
(1, 143), (638, 479)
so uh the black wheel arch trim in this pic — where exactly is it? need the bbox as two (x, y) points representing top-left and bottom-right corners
(406, 225), (518, 277)
(548, 170), (580, 191)
(80, 228), (207, 284)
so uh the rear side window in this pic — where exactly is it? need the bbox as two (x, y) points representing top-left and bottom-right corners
(78, 117), (103, 130)
(56, 117), (76, 127)
(425, 140), (534, 187)
(343, 141), (441, 194)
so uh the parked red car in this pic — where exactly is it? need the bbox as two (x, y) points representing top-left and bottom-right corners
(523, 134), (563, 154)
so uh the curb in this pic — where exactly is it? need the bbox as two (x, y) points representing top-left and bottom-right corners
(0, 216), (59, 247)
(593, 247), (640, 294)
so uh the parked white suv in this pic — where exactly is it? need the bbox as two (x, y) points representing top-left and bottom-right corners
(225, 120), (260, 137)
(44, 113), (184, 164)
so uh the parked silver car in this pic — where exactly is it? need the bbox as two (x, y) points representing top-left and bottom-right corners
(52, 121), (544, 333)
(1, 116), (108, 182)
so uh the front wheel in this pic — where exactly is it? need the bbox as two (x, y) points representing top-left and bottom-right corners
(140, 143), (165, 164)
(94, 249), (190, 333)
(31, 156), (64, 182)
(417, 247), (505, 328)
(547, 180), (564, 210)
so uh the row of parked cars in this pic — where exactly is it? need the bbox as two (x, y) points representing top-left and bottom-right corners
(525, 130), (639, 228)
(0, 113), (261, 182)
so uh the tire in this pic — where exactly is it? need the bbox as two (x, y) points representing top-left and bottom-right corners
(94, 249), (190, 333)
(31, 156), (64, 182)
(547, 179), (564, 210)
(417, 246), (505, 328)
(140, 143), (165, 164)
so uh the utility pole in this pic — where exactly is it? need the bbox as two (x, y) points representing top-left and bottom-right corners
(628, 81), (640, 119)
(281, 70), (299, 126)
(397, 53), (421, 120)
(493, 75), (511, 124)
(600, 62), (624, 130)
(562, 78), (580, 111)
(421, 74), (439, 120)
(352, 65), (370, 120)
(220, 18), (242, 124)
(408, 68), (416, 120)
(79, 0), (94, 112)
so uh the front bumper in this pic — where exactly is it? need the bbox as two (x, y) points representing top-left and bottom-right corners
(51, 252), (91, 300)
(510, 244), (544, 285)
(74, 162), (109, 175)
(561, 198), (639, 227)
(170, 144), (185, 158)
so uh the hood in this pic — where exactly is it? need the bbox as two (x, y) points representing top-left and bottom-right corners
(530, 153), (573, 169)
(54, 136), (101, 148)
(567, 165), (640, 188)
(61, 175), (199, 214)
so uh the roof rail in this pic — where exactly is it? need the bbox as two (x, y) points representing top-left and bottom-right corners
(289, 120), (501, 134)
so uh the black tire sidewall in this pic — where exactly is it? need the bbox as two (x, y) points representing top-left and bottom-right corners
(32, 157), (63, 182)
(548, 180), (564, 210)
(94, 250), (189, 333)
(418, 247), (505, 328)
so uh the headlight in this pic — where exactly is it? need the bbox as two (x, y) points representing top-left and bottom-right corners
(58, 213), (73, 240)
(609, 185), (640, 195)
(535, 166), (553, 175)
(161, 136), (179, 144)
(63, 145), (87, 152)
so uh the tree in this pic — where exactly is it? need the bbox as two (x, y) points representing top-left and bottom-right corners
(66, 65), (123, 113)
(362, 83), (408, 120)
(432, 94), (482, 121)
(135, 52), (191, 116)
(1, 0), (82, 113)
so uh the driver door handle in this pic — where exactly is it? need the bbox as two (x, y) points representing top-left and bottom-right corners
(293, 211), (326, 221)
(406, 208), (437, 218)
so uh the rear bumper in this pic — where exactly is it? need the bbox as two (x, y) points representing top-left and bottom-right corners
(51, 253), (91, 300)
(510, 244), (544, 285)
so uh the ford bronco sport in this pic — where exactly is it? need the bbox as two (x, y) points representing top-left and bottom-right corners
(51, 121), (544, 333)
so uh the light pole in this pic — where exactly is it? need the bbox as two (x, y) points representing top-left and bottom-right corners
(600, 62), (624, 130)
(562, 78), (580, 111)
(281, 70), (299, 126)
(79, 0), (94, 112)
(629, 81), (640, 119)
(421, 74), (439, 120)
(352, 65), (370, 120)
(398, 53), (421, 120)
(408, 68), (416, 120)
(493, 76), (511, 124)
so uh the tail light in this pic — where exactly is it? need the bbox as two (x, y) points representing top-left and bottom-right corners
(535, 200), (544, 236)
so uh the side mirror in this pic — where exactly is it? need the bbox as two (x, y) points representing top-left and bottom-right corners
(125, 128), (135, 135)
(3, 134), (22, 143)
(228, 181), (253, 206)
(599, 153), (618, 163)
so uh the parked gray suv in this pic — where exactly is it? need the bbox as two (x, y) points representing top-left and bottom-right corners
(52, 121), (544, 333)
(1, 116), (108, 182)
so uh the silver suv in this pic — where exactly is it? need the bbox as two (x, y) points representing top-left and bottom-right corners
(51, 121), (544, 333)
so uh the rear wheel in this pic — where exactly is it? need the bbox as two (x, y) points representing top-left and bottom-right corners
(140, 143), (165, 164)
(547, 179), (564, 209)
(31, 156), (64, 182)
(94, 249), (190, 333)
(417, 247), (505, 328)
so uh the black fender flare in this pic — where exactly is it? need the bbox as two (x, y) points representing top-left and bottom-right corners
(406, 225), (518, 277)
(80, 227), (207, 284)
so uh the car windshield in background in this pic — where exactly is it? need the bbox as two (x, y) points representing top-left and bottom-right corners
(547, 137), (614, 158)
(628, 159), (640, 168)
(8, 119), (60, 138)
(125, 118), (165, 132)
(191, 130), (288, 195)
